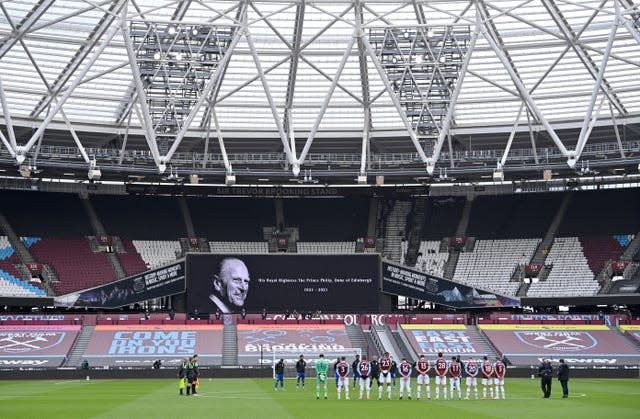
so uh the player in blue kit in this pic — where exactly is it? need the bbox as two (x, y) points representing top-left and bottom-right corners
(274, 358), (285, 391)
(296, 354), (306, 390)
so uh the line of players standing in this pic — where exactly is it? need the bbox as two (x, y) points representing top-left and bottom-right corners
(293, 352), (506, 400)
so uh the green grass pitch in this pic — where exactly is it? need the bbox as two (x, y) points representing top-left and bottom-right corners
(0, 378), (639, 419)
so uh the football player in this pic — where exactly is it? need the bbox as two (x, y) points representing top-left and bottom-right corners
(449, 357), (462, 400)
(296, 354), (306, 390)
(315, 354), (329, 400)
(357, 355), (372, 400)
(378, 352), (393, 400)
(336, 356), (350, 400)
(274, 358), (285, 391)
(434, 352), (448, 400)
(415, 355), (431, 400)
(398, 358), (412, 400)
(464, 356), (479, 400)
(481, 355), (494, 400)
(493, 356), (506, 399)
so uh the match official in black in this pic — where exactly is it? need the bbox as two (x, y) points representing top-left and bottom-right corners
(538, 358), (553, 398)
(558, 359), (570, 398)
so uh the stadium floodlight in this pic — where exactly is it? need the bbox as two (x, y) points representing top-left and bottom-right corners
(130, 21), (234, 137)
(88, 156), (101, 180)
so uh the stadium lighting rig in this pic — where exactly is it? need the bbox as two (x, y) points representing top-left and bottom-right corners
(369, 25), (470, 150)
(129, 21), (233, 142)
(87, 157), (101, 180)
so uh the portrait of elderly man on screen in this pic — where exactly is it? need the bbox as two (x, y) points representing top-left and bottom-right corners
(209, 257), (251, 313)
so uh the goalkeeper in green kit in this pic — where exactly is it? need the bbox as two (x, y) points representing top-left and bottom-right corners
(315, 353), (329, 399)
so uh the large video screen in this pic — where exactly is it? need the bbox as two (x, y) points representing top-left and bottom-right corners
(186, 254), (380, 313)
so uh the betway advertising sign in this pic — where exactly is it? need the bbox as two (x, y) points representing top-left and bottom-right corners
(0, 325), (80, 367)
(479, 324), (640, 366)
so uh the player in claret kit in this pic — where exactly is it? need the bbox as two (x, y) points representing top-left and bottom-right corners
(378, 352), (393, 400)
(434, 352), (448, 400)
(336, 356), (350, 400)
(415, 355), (431, 400)
(449, 357), (462, 400)
(464, 356), (479, 400)
(398, 358), (412, 400)
(493, 356), (507, 399)
(481, 356), (494, 400)
(357, 356), (372, 400)
(315, 354), (329, 400)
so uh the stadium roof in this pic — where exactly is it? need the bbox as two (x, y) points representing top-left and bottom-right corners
(0, 0), (640, 185)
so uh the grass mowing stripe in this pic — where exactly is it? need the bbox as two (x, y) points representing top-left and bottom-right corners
(0, 378), (638, 419)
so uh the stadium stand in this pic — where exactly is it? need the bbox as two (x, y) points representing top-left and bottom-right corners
(527, 237), (600, 297)
(557, 189), (640, 236)
(29, 238), (116, 295)
(0, 236), (46, 297)
(466, 193), (562, 239)
(580, 236), (627, 275)
(283, 198), (369, 241)
(453, 239), (539, 296)
(91, 195), (184, 240)
(117, 240), (149, 277)
(209, 241), (269, 254)
(0, 191), (93, 237)
(297, 241), (356, 254)
(421, 197), (466, 240)
(402, 240), (448, 277)
(189, 197), (274, 241)
(133, 240), (182, 269)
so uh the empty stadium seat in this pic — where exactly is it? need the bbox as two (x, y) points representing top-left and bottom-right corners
(132, 240), (182, 269)
(527, 237), (600, 297)
(209, 241), (269, 254)
(297, 242), (356, 254)
(453, 239), (540, 296)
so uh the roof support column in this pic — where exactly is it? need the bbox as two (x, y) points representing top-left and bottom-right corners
(0, 77), (17, 151)
(297, 32), (357, 165)
(17, 22), (120, 163)
(243, 23), (296, 173)
(359, 27), (429, 165)
(430, 14), (481, 175)
(479, 4), (569, 164)
(575, 4), (619, 159)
